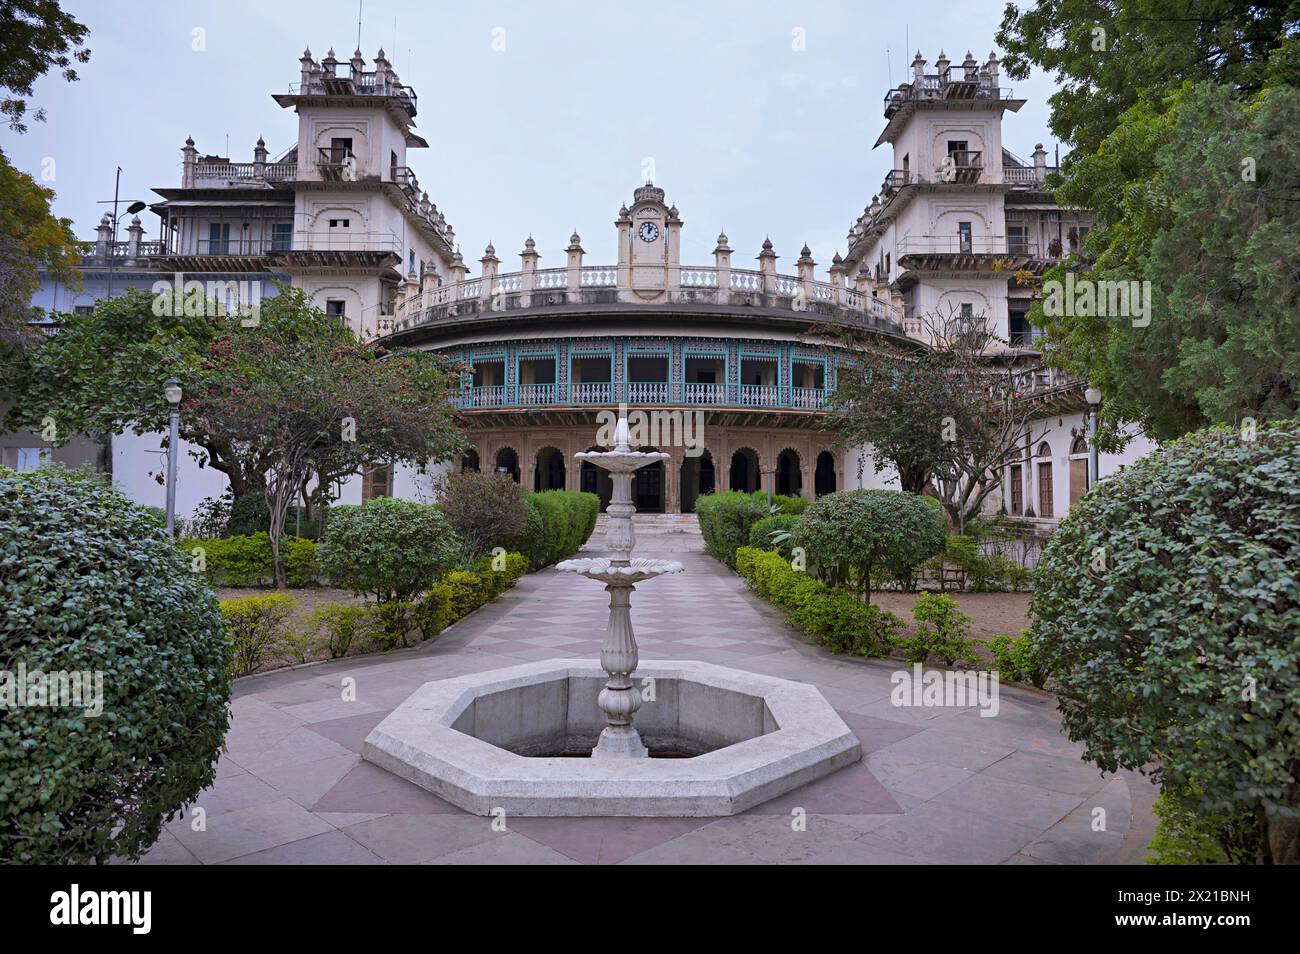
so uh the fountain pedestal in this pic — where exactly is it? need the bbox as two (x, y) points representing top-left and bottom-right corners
(557, 418), (682, 758)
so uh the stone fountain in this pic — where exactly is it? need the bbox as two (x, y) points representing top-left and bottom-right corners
(554, 416), (682, 759)
(362, 416), (861, 815)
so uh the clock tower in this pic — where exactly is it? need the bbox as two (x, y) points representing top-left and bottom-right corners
(615, 182), (682, 300)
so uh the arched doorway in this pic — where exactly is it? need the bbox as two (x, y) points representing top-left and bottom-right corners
(461, 448), (480, 473)
(679, 450), (715, 513)
(776, 448), (802, 498)
(495, 447), (520, 483)
(814, 450), (836, 496)
(729, 447), (759, 494)
(581, 447), (614, 511)
(635, 447), (665, 513)
(534, 446), (565, 491)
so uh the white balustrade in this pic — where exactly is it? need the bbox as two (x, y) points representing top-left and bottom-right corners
(626, 382), (669, 404)
(581, 267), (617, 287)
(571, 382), (612, 404)
(791, 387), (826, 409)
(683, 382), (724, 405)
(464, 385), (504, 408)
(535, 268), (568, 289)
(740, 384), (777, 407)
(518, 383), (555, 404)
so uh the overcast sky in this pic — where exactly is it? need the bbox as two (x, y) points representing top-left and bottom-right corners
(6, 0), (1060, 275)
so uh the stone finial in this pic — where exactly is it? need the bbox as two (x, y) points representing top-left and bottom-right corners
(483, 241), (497, 259)
(714, 230), (731, 253)
(568, 229), (582, 248)
(761, 236), (774, 252)
(524, 235), (536, 250)
(184, 136), (196, 150)
(302, 47), (312, 59)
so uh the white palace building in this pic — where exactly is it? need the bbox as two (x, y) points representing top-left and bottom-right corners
(9, 44), (1154, 531)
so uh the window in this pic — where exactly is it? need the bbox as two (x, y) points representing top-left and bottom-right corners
(361, 463), (392, 501)
(959, 303), (974, 320)
(271, 222), (292, 251)
(1008, 224), (1028, 255)
(1009, 310), (1033, 347)
(208, 222), (230, 255)
(328, 137), (353, 163)
(328, 218), (351, 228)
(1009, 464), (1024, 516)
(1036, 442), (1054, 519)
(12, 447), (51, 472)
(325, 299), (347, 320)
(1069, 436), (1089, 506)
(957, 221), (973, 253)
(73, 305), (94, 316)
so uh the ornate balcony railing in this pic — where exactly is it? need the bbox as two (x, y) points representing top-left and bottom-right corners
(571, 382), (612, 404)
(791, 386), (828, 409)
(740, 384), (778, 407)
(883, 71), (1011, 118)
(518, 383), (556, 405)
(454, 383), (829, 412)
(193, 160), (297, 183)
(627, 382), (669, 403)
(683, 382), (724, 405)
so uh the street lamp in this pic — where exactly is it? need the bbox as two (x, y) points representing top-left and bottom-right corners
(1084, 386), (1102, 490)
(164, 378), (182, 537)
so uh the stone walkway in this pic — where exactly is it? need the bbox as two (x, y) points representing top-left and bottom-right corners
(127, 524), (1157, 865)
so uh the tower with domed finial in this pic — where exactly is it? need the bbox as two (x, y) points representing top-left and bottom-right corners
(615, 181), (683, 301)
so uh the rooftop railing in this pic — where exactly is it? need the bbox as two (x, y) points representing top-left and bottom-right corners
(392, 262), (905, 336)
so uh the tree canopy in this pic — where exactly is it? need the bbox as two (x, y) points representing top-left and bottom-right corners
(0, 0), (91, 133)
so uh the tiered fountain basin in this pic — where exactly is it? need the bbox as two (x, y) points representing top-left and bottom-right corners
(362, 659), (861, 816)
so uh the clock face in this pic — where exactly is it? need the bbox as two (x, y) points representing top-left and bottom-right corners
(638, 222), (660, 243)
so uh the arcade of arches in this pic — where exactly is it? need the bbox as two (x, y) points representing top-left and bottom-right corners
(463, 426), (841, 514)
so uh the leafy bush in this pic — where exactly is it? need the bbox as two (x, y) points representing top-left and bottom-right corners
(793, 489), (946, 601)
(748, 513), (801, 558)
(1031, 422), (1300, 864)
(304, 604), (377, 660)
(1146, 786), (1261, 865)
(226, 490), (271, 536)
(478, 551), (529, 596)
(371, 600), (419, 650)
(414, 585), (454, 641)
(513, 491), (598, 570)
(180, 533), (319, 588)
(188, 489), (233, 539)
(220, 594), (296, 676)
(988, 630), (1050, 688)
(697, 492), (770, 567)
(735, 546), (902, 656)
(438, 470), (531, 558)
(896, 592), (982, 666)
(319, 497), (462, 603)
(0, 467), (231, 863)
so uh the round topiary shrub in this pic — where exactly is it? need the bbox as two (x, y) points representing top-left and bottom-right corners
(1031, 423), (1300, 864)
(319, 497), (462, 603)
(792, 489), (947, 601)
(748, 513), (800, 558)
(0, 467), (231, 864)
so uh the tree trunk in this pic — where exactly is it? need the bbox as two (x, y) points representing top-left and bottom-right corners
(1265, 808), (1299, 864)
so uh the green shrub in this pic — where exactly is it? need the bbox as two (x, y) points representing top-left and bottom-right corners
(414, 584), (454, 640)
(439, 470), (531, 558)
(0, 467), (231, 864)
(1031, 422), (1300, 864)
(988, 630), (1050, 688)
(514, 491), (598, 570)
(305, 604), (377, 660)
(793, 489), (946, 601)
(319, 497), (462, 603)
(697, 492), (770, 567)
(220, 594), (296, 676)
(227, 490), (271, 536)
(478, 550), (529, 596)
(734, 546), (901, 656)
(748, 513), (801, 558)
(1147, 786), (1261, 865)
(897, 592), (981, 666)
(371, 600), (419, 650)
(444, 569), (489, 619)
(179, 533), (319, 588)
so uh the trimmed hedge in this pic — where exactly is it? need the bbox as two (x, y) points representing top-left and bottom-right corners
(697, 492), (803, 568)
(513, 490), (599, 571)
(179, 533), (319, 588)
(735, 546), (902, 656)
(0, 467), (231, 864)
(319, 497), (462, 603)
(220, 594), (296, 676)
(748, 513), (801, 559)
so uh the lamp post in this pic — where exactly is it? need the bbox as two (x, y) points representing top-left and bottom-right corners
(164, 378), (182, 537)
(1084, 386), (1102, 490)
